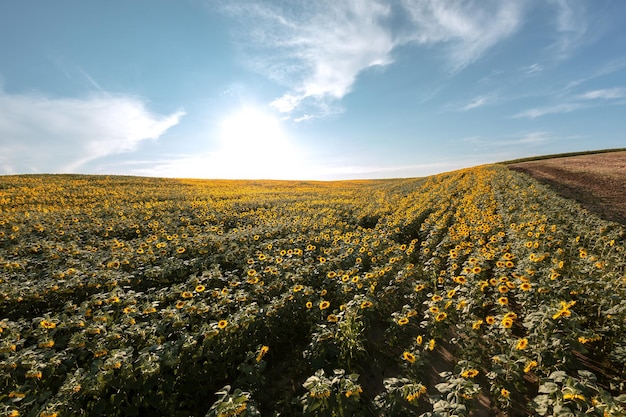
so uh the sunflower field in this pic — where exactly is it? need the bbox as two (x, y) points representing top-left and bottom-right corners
(0, 165), (624, 416)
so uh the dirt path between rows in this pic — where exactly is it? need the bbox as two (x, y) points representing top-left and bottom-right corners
(507, 151), (626, 225)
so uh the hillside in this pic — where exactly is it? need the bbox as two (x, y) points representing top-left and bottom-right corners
(508, 150), (626, 225)
(1, 165), (625, 417)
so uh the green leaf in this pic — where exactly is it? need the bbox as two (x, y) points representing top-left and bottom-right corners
(549, 371), (567, 382)
(538, 382), (559, 394)
(614, 394), (626, 404)
(576, 370), (596, 381)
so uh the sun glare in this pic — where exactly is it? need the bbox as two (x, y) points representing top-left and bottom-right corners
(215, 108), (306, 179)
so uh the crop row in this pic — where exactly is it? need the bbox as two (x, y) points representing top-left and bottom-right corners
(0, 167), (624, 416)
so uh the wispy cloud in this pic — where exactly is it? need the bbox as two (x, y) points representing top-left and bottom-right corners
(549, 0), (588, 57)
(522, 63), (543, 74)
(462, 131), (552, 146)
(513, 103), (584, 119)
(510, 131), (552, 145)
(461, 93), (497, 111)
(222, 0), (527, 119)
(400, 0), (526, 71)
(514, 85), (626, 118)
(565, 57), (626, 90)
(577, 88), (626, 100)
(223, 0), (394, 117)
(0, 90), (184, 174)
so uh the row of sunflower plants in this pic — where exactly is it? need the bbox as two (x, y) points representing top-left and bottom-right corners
(1, 165), (624, 416)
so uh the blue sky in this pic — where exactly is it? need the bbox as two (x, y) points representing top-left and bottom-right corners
(1, 1), (625, 180)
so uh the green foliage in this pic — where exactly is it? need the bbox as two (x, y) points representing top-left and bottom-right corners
(206, 386), (260, 417)
(0, 167), (624, 416)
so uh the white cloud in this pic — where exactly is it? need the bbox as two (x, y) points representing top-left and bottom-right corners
(523, 63), (543, 74)
(549, 0), (588, 56)
(127, 150), (318, 180)
(224, 0), (395, 116)
(220, 0), (603, 121)
(577, 88), (626, 100)
(224, 0), (527, 118)
(513, 86), (626, 118)
(0, 90), (184, 174)
(513, 103), (584, 119)
(461, 93), (496, 111)
(511, 131), (551, 145)
(461, 131), (552, 146)
(400, 0), (526, 71)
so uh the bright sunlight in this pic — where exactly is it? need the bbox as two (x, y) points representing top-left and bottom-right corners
(214, 108), (307, 179)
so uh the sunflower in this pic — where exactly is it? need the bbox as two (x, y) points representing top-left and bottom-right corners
(552, 309), (571, 320)
(319, 301), (330, 310)
(500, 388), (510, 399)
(461, 369), (479, 378)
(497, 297), (509, 306)
(485, 316), (495, 325)
(513, 338), (528, 351)
(360, 300), (373, 309)
(181, 291), (193, 299)
(38, 340), (55, 348)
(503, 311), (517, 320)
(398, 317), (409, 325)
(217, 320), (228, 329)
(435, 312), (447, 322)
(40, 320), (56, 329)
(256, 345), (269, 362)
(402, 351), (416, 363)
(501, 318), (513, 329)
(305, 301), (313, 309)
(327, 314), (338, 323)
(25, 371), (43, 379)
(524, 360), (538, 373)
(563, 393), (586, 401)
(195, 285), (205, 293)
(519, 282), (532, 291)
(428, 339), (436, 351)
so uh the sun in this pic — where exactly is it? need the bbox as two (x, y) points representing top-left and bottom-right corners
(215, 107), (305, 179)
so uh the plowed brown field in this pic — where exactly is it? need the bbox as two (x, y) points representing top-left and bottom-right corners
(508, 151), (626, 225)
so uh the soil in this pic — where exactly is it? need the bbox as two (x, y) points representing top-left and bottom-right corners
(508, 151), (626, 225)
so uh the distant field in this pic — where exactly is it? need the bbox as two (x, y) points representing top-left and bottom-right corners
(501, 148), (626, 164)
(1, 164), (625, 416)
(509, 150), (626, 225)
